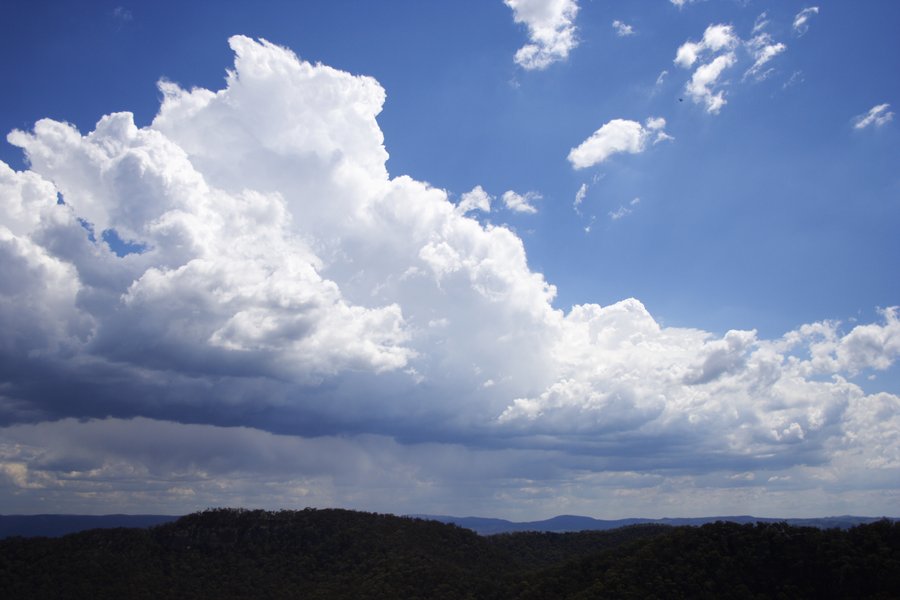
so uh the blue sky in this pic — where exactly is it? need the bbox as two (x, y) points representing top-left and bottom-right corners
(1, 1), (899, 519)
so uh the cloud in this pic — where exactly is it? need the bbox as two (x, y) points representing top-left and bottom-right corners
(781, 308), (900, 376)
(793, 7), (819, 36)
(674, 24), (738, 69)
(502, 190), (541, 213)
(752, 12), (769, 35)
(742, 15), (787, 82)
(685, 51), (736, 114)
(670, 0), (699, 8)
(674, 25), (740, 114)
(673, 21), (788, 112)
(457, 185), (492, 214)
(783, 70), (805, 90)
(573, 183), (588, 211)
(568, 117), (671, 169)
(612, 20), (635, 37)
(112, 6), (133, 22)
(609, 197), (640, 221)
(854, 104), (894, 130)
(744, 32), (786, 81)
(504, 0), (579, 70)
(2, 36), (900, 517)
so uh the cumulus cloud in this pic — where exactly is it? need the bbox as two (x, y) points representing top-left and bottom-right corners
(568, 117), (671, 169)
(854, 104), (894, 130)
(674, 24), (738, 69)
(674, 24), (741, 114)
(793, 7), (819, 36)
(457, 185), (492, 214)
(2, 35), (899, 517)
(504, 0), (579, 70)
(502, 190), (541, 213)
(675, 20), (790, 112)
(686, 52), (737, 113)
(612, 20), (635, 37)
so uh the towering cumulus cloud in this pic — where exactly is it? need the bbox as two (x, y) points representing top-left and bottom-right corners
(1, 37), (898, 517)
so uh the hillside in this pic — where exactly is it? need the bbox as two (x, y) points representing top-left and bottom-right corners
(1, 508), (898, 599)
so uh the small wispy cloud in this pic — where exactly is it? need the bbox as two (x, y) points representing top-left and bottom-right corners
(112, 6), (133, 22)
(574, 183), (588, 212)
(782, 70), (804, 90)
(752, 12), (769, 35)
(612, 20), (635, 37)
(854, 104), (894, 130)
(744, 33), (786, 82)
(655, 70), (668, 87)
(609, 197), (640, 220)
(793, 7), (819, 36)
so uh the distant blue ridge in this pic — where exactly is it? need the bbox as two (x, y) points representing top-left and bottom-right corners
(411, 514), (898, 535)
(0, 514), (180, 538)
(2, 512), (895, 539)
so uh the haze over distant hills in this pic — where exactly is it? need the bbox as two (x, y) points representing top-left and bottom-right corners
(2, 512), (893, 539)
(418, 514), (896, 535)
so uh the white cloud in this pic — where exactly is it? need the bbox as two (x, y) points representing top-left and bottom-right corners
(674, 24), (738, 68)
(854, 104), (894, 130)
(112, 6), (133, 22)
(612, 20), (635, 37)
(457, 185), (492, 214)
(609, 197), (640, 221)
(670, 0), (698, 8)
(783, 70), (805, 90)
(744, 33), (786, 81)
(502, 189), (541, 213)
(568, 117), (670, 169)
(685, 52), (736, 114)
(674, 24), (772, 113)
(2, 35), (900, 518)
(793, 7), (819, 36)
(752, 12), (769, 35)
(573, 183), (588, 211)
(504, 0), (579, 70)
(655, 70), (668, 87)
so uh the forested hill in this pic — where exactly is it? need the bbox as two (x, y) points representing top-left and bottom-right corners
(1, 508), (898, 599)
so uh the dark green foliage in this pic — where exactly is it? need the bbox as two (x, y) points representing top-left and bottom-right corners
(0, 509), (897, 599)
(513, 520), (900, 599)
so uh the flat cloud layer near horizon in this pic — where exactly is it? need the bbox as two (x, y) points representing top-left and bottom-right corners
(1, 36), (899, 519)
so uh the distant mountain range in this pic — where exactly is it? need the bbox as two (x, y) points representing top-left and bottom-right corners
(1, 512), (894, 538)
(412, 514), (896, 535)
(0, 514), (179, 538)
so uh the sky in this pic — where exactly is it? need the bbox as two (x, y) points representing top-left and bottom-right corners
(0, 0), (898, 520)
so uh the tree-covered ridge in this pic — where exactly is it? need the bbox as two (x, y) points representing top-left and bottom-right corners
(0, 508), (898, 599)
